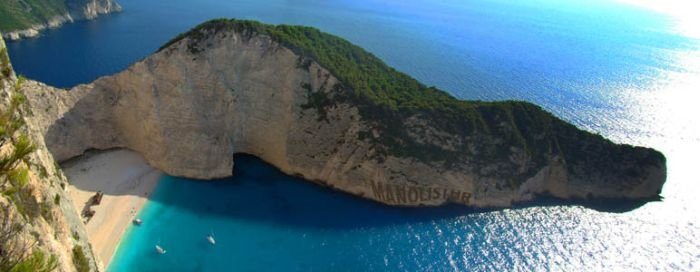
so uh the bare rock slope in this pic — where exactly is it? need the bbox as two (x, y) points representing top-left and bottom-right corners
(25, 19), (666, 207)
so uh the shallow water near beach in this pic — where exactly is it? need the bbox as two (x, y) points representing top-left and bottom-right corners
(6, 0), (700, 270)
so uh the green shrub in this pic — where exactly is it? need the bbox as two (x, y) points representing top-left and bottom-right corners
(40, 202), (52, 223)
(8, 251), (58, 272)
(37, 165), (49, 179)
(1, 73), (57, 272)
(72, 245), (91, 272)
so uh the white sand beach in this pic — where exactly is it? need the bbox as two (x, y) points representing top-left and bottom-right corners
(62, 149), (162, 270)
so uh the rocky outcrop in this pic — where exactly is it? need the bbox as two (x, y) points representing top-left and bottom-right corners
(19, 19), (666, 208)
(1, 0), (121, 40)
(1, 36), (98, 272)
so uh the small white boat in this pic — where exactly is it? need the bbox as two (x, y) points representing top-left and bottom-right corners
(133, 218), (142, 225)
(155, 245), (167, 254)
(207, 234), (216, 245)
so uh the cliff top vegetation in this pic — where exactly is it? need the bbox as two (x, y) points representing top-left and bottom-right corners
(160, 19), (665, 185)
(0, 0), (95, 32)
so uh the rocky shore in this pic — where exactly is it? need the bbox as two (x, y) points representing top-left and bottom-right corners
(1, 0), (121, 41)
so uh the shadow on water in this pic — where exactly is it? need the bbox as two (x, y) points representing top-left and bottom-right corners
(114, 153), (660, 230)
(513, 194), (661, 214)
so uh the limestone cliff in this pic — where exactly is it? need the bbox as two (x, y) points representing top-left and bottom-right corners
(1, 36), (98, 271)
(20, 19), (666, 208)
(0, 0), (121, 40)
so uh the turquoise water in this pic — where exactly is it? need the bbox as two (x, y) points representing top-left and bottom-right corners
(6, 0), (700, 270)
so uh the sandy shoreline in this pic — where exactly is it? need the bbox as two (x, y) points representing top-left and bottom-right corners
(62, 149), (162, 270)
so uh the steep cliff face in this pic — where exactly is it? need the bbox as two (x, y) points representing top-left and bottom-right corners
(0, 0), (121, 40)
(1, 36), (98, 272)
(22, 19), (666, 208)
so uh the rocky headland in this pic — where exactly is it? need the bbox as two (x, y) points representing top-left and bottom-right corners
(0, 19), (669, 271)
(0, 0), (121, 40)
(22, 19), (667, 208)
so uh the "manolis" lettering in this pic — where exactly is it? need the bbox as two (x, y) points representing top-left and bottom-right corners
(369, 180), (471, 205)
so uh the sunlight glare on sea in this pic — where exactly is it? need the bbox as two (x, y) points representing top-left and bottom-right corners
(618, 0), (700, 39)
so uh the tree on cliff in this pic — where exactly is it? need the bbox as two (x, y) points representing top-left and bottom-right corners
(0, 77), (57, 272)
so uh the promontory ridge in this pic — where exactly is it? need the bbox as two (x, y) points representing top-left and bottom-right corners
(0, 18), (668, 271)
(36, 19), (667, 207)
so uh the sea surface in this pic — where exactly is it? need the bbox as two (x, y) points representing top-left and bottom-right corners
(6, 0), (700, 270)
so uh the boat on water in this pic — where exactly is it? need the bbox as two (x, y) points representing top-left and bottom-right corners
(133, 218), (142, 225)
(155, 245), (167, 254)
(207, 234), (216, 245)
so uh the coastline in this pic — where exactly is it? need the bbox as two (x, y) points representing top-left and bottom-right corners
(1, 1), (122, 41)
(62, 149), (162, 270)
(2, 14), (74, 41)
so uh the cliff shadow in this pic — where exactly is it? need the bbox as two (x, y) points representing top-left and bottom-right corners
(137, 154), (482, 229)
(522, 194), (661, 213)
(123, 154), (658, 230)
(58, 141), (660, 229)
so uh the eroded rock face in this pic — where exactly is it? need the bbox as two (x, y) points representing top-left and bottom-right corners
(22, 29), (666, 208)
(77, 0), (122, 20)
(1, 36), (98, 272)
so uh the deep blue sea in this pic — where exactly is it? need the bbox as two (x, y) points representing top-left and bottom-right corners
(6, 0), (700, 270)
